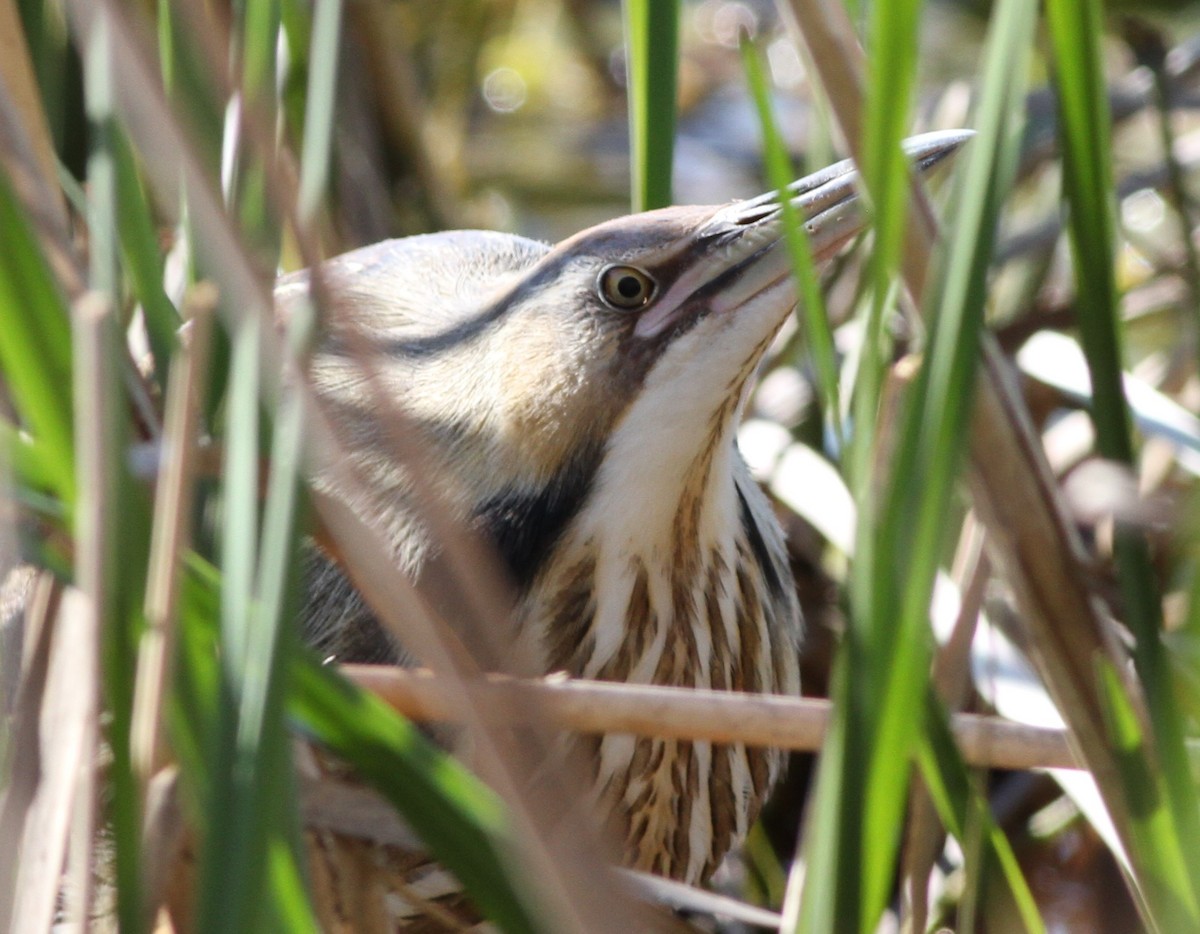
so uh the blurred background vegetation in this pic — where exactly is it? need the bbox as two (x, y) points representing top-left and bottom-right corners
(6, 0), (1200, 932)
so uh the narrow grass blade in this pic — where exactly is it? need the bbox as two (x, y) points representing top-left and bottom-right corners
(170, 557), (227, 814)
(622, 0), (679, 212)
(154, 0), (230, 417)
(858, 0), (1034, 920)
(796, 0), (924, 924)
(740, 39), (843, 454)
(794, 0), (1036, 927)
(113, 128), (179, 385)
(194, 311), (277, 933)
(295, 0), (342, 227)
(0, 421), (62, 504)
(193, 293), (264, 931)
(81, 14), (157, 930)
(788, 656), (849, 933)
(229, 0), (283, 260)
(0, 163), (74, 502)
(917, 696), (1044, 934)
(218, 316), (260, 668)
(155, 0), (224, 180)
(196, 270), (317, 930)
(1046, 0), (1200, 919)
(859, 0), (922, 310)
(173, 556), (544, 932)
(265, 832), (319, 934)
(246, 300), (319, 931)
(1095, 658), (1199, 928)
(289, 657), (546, 933)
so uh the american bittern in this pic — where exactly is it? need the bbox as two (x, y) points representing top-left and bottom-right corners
(283, 131), (968, 894)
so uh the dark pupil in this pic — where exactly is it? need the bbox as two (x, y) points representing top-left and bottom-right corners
(617, 275), (642, 300)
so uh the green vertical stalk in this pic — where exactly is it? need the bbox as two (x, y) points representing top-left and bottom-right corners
(195, 313), (263, 932)
(0, 166), (75, 501)
(1046, 0), (1200, 922)
(841, 0), (924, 925)
(297, 0), (342, 227)
(622, 0), (678, 212)
(113, 129), (179, 386)
(741, 40), (843, 454)
(229, 0), (283, 259)
(82, 12), (148, 933)
(796, 0), (1042, 927)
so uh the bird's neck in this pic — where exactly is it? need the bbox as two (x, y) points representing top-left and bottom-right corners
(518, 423), (799, 884)
(525, 410), (746, 685)
(582, 345), (750, 547)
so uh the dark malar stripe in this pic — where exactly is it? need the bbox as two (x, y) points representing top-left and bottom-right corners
(474, 443), (602, 588)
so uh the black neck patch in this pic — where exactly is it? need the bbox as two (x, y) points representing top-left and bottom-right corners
(473, 442), (603, 589)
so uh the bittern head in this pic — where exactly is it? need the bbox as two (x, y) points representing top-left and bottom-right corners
(293, 129), (969, 881)
(290, 129), (969, 587)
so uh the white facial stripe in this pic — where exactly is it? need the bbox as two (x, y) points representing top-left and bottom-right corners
(631, 239), (728, 340)
(634, 224), (784, 340)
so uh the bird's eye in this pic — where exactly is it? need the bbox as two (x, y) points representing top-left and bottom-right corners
(598, 265), (656, 310)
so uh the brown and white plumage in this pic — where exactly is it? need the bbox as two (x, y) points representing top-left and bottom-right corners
(283, 131), (969, 890)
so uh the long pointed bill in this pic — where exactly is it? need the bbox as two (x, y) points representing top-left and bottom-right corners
(633, 129), (972, 339)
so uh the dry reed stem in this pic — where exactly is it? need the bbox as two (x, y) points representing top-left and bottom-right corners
(0, 0), (63, 223)
(344, 666), (1082, 773)
(131, 287), (215, 784)
(0, 571), (59, 931)
(62, 292), (118, 932)
(9, 587), (97, 932)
